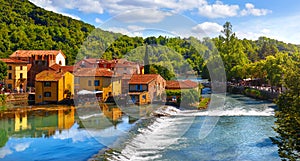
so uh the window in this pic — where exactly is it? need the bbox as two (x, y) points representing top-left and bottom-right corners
(8, 66), (12, 70)
(8, 73), (12, 79)
(7, 84), (12, 89)
(44, 92), (51, 97)
(74, 77), (80, 84)
(20, 66), (23, 70)
(20, 73), (23, 79)
(88, 80), (92, 86)
(44, 82), (51, 87)
(94, 80), (100, 86)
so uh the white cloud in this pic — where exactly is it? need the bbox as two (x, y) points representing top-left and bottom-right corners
(60, 12), (81, 20)
(240, 3), (272, 16)
(127, 25), (145, 32)
(197, 1), (240, 18)
(115, 9), (172, 23)
(192, 22), (223, 35)
(105, 26), (143, 37)
(29, 0), (272, 23)
(95, 18), (103, 24)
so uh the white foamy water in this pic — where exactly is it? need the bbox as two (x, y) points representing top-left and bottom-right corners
(106, 95), (277, 161)
(107, 107), (194, 161)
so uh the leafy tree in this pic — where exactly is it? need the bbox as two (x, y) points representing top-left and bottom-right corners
(272, 59), (300, 160)
(0, 60), (7, 80)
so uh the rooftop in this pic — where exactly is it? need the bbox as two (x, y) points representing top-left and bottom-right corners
(0, 58), (28, 64)
(10, 50), (66, 58)
(73, 68), (115, 77)
(35, 70), (68, 81)
(129, 74), (160, 84)
(166, 80), (198, 89)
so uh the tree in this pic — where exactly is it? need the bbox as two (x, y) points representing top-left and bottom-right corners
(214, 22), (249, 81)
(144, 45), (150, 74)
(0, 60), (7, 81)
(272, 59), (300, 160)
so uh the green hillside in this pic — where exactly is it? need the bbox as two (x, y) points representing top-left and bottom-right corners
(0, 0), (96, 64)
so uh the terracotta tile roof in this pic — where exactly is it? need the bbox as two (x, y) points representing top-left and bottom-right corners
(10, 50), (66, 58)
(73, 68), (115, 77)
(49, 64), (74, 73)
(36, 70), (68, 81)
(0, 58), (28, 64)
(166, 80), (198, 89)
(129, 74), (159, 84)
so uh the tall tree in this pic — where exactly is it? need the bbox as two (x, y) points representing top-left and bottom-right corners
(272, 59), (300, 160)
(144, 44), (150, 74)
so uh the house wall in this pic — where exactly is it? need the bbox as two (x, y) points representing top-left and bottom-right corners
(75, 76), (121, 101)
(4, 63), (27, 92)
(55, 53), (66, 66)
(35, 81), (58, 104)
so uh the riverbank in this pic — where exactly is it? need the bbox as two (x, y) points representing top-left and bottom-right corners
(227, 85), (279, 102)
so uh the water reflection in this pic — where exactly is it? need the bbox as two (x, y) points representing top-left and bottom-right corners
(0, 106), (75, 141)
(0, 104), (133, 149)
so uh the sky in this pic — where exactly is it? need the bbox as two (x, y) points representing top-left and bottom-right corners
(28, 0), (300, 44)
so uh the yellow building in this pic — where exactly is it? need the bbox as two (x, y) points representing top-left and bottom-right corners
(35, 70), (74, 104)
(0, 58), (28, 92)
(74, 68), (122, 101)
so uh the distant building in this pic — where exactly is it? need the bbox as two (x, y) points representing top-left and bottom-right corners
(165, 80), (199, 102)
(0, 58), (28, 92)
(165, 80), (199, 91)
(35, 70), (74, 104)
(75, 58), (141, 74)
(10, 50), (66, 87)
(128, 74), (166, 104)
(73, 68), (122, 101)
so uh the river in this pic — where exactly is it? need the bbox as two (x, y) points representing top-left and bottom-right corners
(0, 95), (280, 161)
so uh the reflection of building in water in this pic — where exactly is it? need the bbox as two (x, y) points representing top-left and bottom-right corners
(78, 104), (123, 130)
(0, 106), (75, 138)
(100, 104), (122, 121)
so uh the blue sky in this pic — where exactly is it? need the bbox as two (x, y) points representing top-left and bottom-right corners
(29, 0), (300, 44)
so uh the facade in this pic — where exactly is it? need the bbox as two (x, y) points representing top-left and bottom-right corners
(73, 68), (122, 101)
(128, 74), (166, 104)
(10, 50), (66, 87)
(35, 70), (74, 104)
(0, 58), (28, 92)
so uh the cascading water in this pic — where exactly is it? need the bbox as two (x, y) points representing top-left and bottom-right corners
(106, 94), (279, 161)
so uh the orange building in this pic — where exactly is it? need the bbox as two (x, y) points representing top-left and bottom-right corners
(10, 50), (66, 87)
(128, 74), (166, 104)
(35, 70), (74, 104)
(0, 58), (28, 92)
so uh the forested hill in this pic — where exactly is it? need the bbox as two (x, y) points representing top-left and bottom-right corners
(0, 0), (98, 64)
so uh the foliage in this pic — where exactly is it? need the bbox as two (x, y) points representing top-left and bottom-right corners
(272, 59), (300, 160)
(199, 98), (210, 109)
(0, 129), (8, 147)
(0, 0), (95, 64)
(0, 60), (7, 80)
(149, 64), (175, 80)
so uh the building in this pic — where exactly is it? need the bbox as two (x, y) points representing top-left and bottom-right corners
(10, 50), (66, 87)
(0, 58), (28, 92)
(165, 80), (199, 102)
(75, 58), (141, 74)
(165, 80), (199, 91)
(35, 70), (74, 104)
(128, 74), (166, 104)
(73, 68), (122, 102)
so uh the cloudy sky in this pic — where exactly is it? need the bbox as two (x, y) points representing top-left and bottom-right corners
(29, 0), (300, 44)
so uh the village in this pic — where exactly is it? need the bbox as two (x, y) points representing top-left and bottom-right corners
(0, 50), (201, 106)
